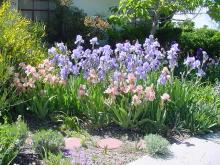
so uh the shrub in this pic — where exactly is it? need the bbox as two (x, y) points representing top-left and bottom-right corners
(178, 28), (220, 58)
(46, 4), (88, 48)
(84, 16), (110, 46)
(32, 129), (64, 157)
(144, 134), (170, 156)
(0, 117), (28, 165)
(0, 2), (46, 66)
(107, 23), (151, 46)
(0, 51), (20, 121)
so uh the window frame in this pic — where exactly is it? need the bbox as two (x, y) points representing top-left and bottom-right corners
(18, 0), (51, 21)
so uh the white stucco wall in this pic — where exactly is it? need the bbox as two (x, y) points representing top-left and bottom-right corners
(73, 0), (119, 17)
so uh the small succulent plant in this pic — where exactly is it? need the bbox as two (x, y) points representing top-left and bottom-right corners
(144, 134), (170, 156)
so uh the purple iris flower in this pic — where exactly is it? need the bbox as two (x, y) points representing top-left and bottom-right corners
(167, 43), (179, 70)
(135, 66), (146, 79)
(75, 35), (84, 45)
(56, 42), (67, 53)
(71, 65), (79, 75)
(113, 71), (121, 81)
(158, 74), (167, 85)
(192, 60), (201, 69)
(48, 47), (57, 56)
(115, 43), (124, 53)
(143, 61), (150, 72)
(196, 68), (206, 77)
(124, 42), (131, 52)
(195, 48), (203, 61)
(60, 67), (69, 80)
(184, 56), (195, 67)
(202, 51), (209, 64)
(158, 72), (169, 85)
(90, 37), (98, 46)
(150, 59), (160, 70)
(118, 51), (127, 61)
(72, 46), (84, 60)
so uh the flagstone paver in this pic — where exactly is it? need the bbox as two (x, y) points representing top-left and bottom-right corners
(97, 138), (123, 149)
(64, 137), (82, 150)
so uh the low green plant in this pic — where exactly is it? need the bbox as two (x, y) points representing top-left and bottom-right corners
(28, 90), (57, 119)
(32, 129), (64, 158)
(0, 117), (28, 165)
(54, 111), (81, 132)
(44, 152), (71, 165)
(144, 134), (170, 156)
(183, 84), (220, 133)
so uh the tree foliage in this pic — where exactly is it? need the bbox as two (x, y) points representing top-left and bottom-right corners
(207, 0), (220, 23)
(110, 0), (218, 34)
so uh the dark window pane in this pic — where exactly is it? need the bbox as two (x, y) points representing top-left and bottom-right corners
(49, 0), (56, 10)
(21, 11), (33, 20)
(19, 0), (33, 9)
(34, 11), (48, 21)
(35, 0), (48, 10)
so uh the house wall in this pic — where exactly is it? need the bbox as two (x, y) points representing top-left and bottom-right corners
(73, 0), (119, 17)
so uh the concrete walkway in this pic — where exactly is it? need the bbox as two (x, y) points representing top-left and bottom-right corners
(129, 132), (220, 165)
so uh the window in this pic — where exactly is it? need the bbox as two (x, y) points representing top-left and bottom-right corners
(18, 0), (55, 22)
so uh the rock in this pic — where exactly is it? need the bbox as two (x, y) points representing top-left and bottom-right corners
(97, 138), (123, 149)
(64, 137), (82, 150)
(136, 139), (146, 150)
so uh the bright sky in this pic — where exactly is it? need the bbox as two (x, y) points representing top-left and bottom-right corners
(173, 8), (219, 30)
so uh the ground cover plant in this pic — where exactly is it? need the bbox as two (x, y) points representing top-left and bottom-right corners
(144, 134), (170, 156)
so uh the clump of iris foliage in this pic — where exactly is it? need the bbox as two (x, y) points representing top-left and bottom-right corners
(12, 35), (220, 134)
(0, 117), (28, 165)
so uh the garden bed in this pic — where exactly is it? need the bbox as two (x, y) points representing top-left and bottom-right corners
(10, 116), (192, 165)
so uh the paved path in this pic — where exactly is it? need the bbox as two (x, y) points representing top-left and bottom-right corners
(129, 132), (220, 165)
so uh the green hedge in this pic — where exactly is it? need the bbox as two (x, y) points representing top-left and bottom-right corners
(178, 28), (220, 58)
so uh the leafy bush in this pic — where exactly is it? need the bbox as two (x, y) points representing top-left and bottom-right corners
(144, 134), (170, 156)
(107, 23), (151, 46)
(0, 2), (46, 66)
(84, 16), (110, 46)
(0, 118), (28, 165)
(155, 24), (182, 48)
(46, 4), (88, 48)
(0, 51), (19, 121)
(32, 129), (64, 157)
(178, 28), (220, 58)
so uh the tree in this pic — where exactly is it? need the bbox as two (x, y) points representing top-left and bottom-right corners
(207, 0), (220, 24)
(110, 0), (218, 35)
